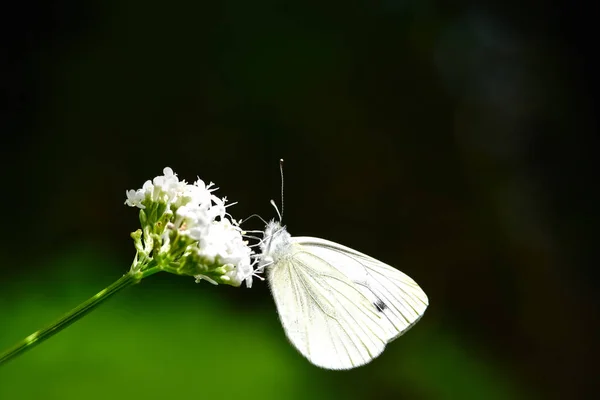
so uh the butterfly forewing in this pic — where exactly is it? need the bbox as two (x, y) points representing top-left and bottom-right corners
(291, 237), (429, 342)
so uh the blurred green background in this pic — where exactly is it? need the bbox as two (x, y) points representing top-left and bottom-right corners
(1, 1), (596, 399)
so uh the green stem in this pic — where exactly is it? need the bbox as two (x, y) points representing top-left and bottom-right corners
(0, 266), (162, 366)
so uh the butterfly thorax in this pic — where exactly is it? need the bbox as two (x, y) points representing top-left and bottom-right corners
(260, 220), (293, 267)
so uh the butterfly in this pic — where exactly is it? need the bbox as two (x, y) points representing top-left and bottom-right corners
(259, 219), (428, 370)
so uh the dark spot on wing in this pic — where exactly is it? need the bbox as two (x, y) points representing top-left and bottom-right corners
(374, 299), (387, 312)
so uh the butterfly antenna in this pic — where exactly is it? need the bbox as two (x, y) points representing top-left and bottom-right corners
(269, 159), (285, 222)
(240, 213), (267, 226)
(279, 158), (285, 221)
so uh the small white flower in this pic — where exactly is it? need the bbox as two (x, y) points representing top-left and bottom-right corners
(194, 219), (255, 287)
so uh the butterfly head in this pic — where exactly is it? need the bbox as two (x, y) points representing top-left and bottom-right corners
(259, 220), (292, 268)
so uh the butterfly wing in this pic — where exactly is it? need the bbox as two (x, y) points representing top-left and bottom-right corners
(295, 237), (429, 342)
(268, 238), (427, 370)
(268, 244), (391, 369)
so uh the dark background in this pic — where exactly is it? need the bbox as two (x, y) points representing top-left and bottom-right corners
(1, 1), (597, 399)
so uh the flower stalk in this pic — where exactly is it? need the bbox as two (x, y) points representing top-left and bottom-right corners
(0, 267), (158, 365)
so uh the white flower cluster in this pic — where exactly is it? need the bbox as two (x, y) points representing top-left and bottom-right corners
(125, 167), (211, 211)
(125, 167), (255, 287)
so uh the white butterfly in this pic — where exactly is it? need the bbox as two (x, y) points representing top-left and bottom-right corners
(259, 219), (429, 370)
